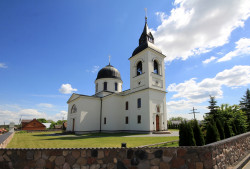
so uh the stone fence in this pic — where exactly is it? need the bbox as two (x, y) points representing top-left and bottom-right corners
(0, 132), (249, 169)
(0, 130), (14, 148)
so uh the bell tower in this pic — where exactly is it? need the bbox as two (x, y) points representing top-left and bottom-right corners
(129, 16), (166, 92)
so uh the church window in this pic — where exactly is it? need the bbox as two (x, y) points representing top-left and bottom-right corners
(137, 115), (141, 124)
(157, 105), (160, 113)
(125, 101), (128, 110)
(154, 60), (159, 74)
(96, 83), (98, 93)
(125, 116), (128, 124)
(136, 61), (142, 76)
(137, 98), (141, 108)
(71, 104), (77, 114)
(115, 82), (118, 91)
(104, 82), (107, 91)
(104, 117), (106, 124)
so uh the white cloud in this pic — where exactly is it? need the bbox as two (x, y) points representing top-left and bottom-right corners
(167, 65), (250, 114)
(86, 65), (100, 73)
(0, 63), (7, 68)
(37, 103), (53, 108)
(202, 56), (217, 64)
(54, 111), (67, 121)
(217, 38), (250, 62)
(153, 0), (250, 62)
(59, 84), (77, 94)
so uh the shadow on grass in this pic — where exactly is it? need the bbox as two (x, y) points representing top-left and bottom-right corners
(32, 132), (146, 141)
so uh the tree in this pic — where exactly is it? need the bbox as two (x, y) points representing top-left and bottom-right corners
(192, 120), (205, 146)
(216, 119), (225, 140)
(169, 117), (187, 121)
(205, 121), (220, 144)
(179, 121), (196, 146)
(224, 122), (232, 138)
(239, 88), (250, 130)
(37, 118), (47, 123)
(207, 96), (219, 120)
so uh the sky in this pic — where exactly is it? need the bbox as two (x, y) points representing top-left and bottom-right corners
(0, 0), (250, 125)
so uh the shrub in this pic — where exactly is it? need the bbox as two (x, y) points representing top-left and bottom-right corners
(205, 121), (220, 144)
(179, 121), (196, 146)
(192, 120), (205, 146)
(216, 119), (225, 140)
(224, 122), (232, 138)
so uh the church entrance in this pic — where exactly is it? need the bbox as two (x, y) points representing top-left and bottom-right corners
(156, 115), (160, 131)
(72, 119), (75, 132)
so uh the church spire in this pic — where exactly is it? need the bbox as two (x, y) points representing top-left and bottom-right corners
(139, 10), (154, 46)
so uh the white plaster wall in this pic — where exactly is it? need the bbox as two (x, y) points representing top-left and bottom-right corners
(67, 96), (101, 132)
(95, 78), (122, 93)
(122, 90), (151, 131)
(148, 89), (167, 131)
(101, 95), (123, 131)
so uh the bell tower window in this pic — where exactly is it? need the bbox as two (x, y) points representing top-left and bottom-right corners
(137, 61), (142, 76)
(115, 82), (118, 91)
(104, 82), (107, 91)
(154, 60), (159, 74)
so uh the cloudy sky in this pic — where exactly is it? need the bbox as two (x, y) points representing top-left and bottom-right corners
(0, 0), (249, 124)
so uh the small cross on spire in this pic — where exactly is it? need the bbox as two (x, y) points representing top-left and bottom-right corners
(109, 55), (111, 65)
(144, 8), (147, 23)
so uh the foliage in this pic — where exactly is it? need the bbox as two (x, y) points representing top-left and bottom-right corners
(7, 131), (179, 148)
(179, 121), (196, 146)
(49, 120), (67, 129)
(192, 120), (205, 146)
(205, 121), (220, 144)
(239, 88), (250, 131)
(207, 96), (219, 120)
(216, 119), (225, 140)
(224, 122), (232, 138)
(169, 117), (187, 121)
(37, 118), (47, 123)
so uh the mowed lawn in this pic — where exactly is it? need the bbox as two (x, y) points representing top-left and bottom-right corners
(7, 132), (179, 148)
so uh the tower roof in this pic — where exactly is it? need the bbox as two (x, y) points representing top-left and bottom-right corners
(131, 17), (162, 58)
(96, 65), (122, 80)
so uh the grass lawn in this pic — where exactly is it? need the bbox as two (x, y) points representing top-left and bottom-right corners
(7, 131), (179, 148)
(151, 142), (179, 147)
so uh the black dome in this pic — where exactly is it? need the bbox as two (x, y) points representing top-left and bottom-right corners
(96, 65), (121, 80)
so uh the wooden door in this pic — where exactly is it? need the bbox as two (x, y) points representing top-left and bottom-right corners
(72, 119), (75, 132)
(156, 115), (160, 131)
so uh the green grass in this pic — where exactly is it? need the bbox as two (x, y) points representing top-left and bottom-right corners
(168, 129), (180, 131)
(7, 131), (179, 148)
(151, 141), (179, 147)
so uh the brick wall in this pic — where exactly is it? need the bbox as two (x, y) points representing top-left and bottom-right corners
(0, 132), (249, 169)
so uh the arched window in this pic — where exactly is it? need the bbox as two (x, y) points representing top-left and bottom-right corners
(137, 61), (142, 76)
(104, 82), (107, 91)
(156, 105), (160, 113)
(115, 82), (118, 91)
(154, 60), (159, 74)
(71, 104), (77, 114)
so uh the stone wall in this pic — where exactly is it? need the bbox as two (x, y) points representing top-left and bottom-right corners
(0, 131), (14, 148)
(0, 132), (249, 169)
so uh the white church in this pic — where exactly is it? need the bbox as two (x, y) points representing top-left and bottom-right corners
(66, 17), (167, 133)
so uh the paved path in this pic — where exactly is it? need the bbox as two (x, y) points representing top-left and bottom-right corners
(124, 131), (179, 137)
(243, 161), (250, 169)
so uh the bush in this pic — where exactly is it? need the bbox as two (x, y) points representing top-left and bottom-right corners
(216, 119), (225, 140)
(192, 120), (205, 146)
(179, 121), (196, 146)
(206, 121), (220, 144)
(224, 122), (232, 138)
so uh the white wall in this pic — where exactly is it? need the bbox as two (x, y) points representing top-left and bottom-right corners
(67, 96), (101, 132)
(95, 78), (122, 94)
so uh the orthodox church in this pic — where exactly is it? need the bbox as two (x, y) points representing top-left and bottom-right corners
(66, 17), (167, 133)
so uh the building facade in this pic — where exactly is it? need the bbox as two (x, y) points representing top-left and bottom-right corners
(67, 18), (167, 133)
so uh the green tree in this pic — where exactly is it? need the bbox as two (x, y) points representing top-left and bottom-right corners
(207, 96), (219, 120)
(224, 122), (232, 138)
(37, 118), (47, 123)
(192, 120), (205, 146)
(179, 121), (196, 146)
(205, 121), (220, 144)
(216, 119), (225, 140)
(169, 117), (187, 121)
(239, 88), (250, 131)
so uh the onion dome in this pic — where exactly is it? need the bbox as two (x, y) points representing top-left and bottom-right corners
(96, 65), (122, 80)
(131, 17), (162, 57)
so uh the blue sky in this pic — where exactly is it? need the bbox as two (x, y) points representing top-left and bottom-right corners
(0, 0), (250, 124)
